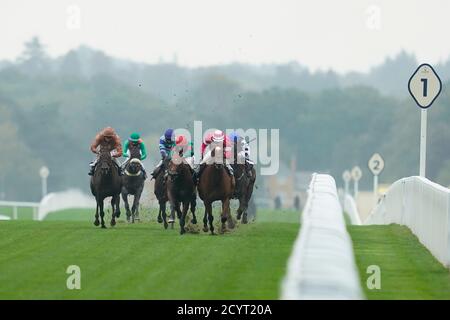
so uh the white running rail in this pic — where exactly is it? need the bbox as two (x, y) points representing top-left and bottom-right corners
(344, 194), (362, 225)
(38, 189), (96, 221)
(365, 176), (450, 267)
(281, 173), (364, 299)
(0, 200), (39, 220)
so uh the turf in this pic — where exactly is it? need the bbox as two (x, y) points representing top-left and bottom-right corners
(349, 224), (450, 300)
(0, 209), (300, 299)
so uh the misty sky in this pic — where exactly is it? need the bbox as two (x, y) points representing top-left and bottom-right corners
(1, 0), (449, 73)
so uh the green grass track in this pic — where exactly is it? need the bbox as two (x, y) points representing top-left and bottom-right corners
(0, 209), (300, 299)
(349, 224), (450, 300)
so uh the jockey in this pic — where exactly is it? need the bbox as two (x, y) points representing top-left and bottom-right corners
(195, 130), (234, 181)
(121, 132), (148, 179)
(200, 132), (214, 160)
(175, 134), (195, 171)
(151, 128), (176, 179)
(89, 127), (123, 175)
(229, 131), (254, 178)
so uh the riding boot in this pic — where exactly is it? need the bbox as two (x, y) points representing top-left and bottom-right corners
(88, 160), (96, 176)
(226, 164), (234, 177)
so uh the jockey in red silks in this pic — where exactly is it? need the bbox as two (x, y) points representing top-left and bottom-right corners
(194, 130), (234, 182)
(200, 132), (214, 159)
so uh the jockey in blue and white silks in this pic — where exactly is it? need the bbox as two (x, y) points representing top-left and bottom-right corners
(151, 128), (176, 178)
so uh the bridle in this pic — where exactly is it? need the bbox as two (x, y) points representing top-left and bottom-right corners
(125, 158), (142, 177)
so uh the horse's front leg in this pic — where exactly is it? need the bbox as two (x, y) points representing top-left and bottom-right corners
(202, 203), (208, 233)
(99, 198), (106, 229)
(110, 196), (118, 227)
(157, 199), (163, 223)
(94, 202), (100, 226)
(206, 202), (215, 235)
(115, 193), (121, 219)
(238, 194), (249, 224)
(236, 195), (244, 221)
(168, 201), (177, 229)
(190, 194), (197, 224)
(223, 198), (234, 231)
(122, 190), (131, 222)
(179, 201), (189, 235)
(132, 188), (143, 223)
(161, 201), (168, 229)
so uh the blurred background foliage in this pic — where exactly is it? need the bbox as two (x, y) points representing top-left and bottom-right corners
(1, 37), (449, 200)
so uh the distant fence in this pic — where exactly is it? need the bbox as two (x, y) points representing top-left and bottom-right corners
(365, 176), (450, 267)
(281, 173), (363, 299)
(0, 200), (39, 220)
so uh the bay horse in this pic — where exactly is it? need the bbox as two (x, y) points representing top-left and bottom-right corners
(166, 157), (197, 234)
(197, 146), (235, 235)
(154, 157), (169, 228)
(90, 146), (122, 228)
(121, 144), (145, 223)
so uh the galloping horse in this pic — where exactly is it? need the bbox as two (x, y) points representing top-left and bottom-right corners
(90, 146), (122, 228)
(154, 157), (169, 228)
(166, 157), (197, 234)
(198, 146), (235, 234)
(231, 155), (256, 224)
(121, 144), (145, 223)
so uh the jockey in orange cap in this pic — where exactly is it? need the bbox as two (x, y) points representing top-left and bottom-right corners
(89, 127), (123, 175)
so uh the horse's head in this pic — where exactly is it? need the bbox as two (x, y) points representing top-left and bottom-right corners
(98, 147), (113, 176)
(167, 158), (181, 179)
(127, 158), (142, 175)
(211, 146), (224, 169)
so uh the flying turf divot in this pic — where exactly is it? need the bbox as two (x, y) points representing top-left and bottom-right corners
(281, 173), (364, 299)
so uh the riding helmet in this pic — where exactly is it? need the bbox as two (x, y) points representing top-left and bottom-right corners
(129, 132), (140, 142)
(164, 128), (174, 141)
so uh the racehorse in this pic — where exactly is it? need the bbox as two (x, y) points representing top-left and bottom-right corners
(154, 157), (170, 228)
(231, 155), (256, 224)
(90, 146), (122, 228)
(166, 157), (197, 234)
(121, 144), (145, 223)
(197, 146), (235, 234)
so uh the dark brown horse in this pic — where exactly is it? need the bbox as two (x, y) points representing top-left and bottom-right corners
(166, 158), (197, 234)
(90, 147), (122, 228)
(121, 144), (145, 223)
(231, 162), (256, 224)
(154, 157), (169, 228)
(197, 146), (235, 234)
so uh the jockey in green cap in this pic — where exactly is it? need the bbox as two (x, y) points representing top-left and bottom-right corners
(121, 132), (148, 179)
